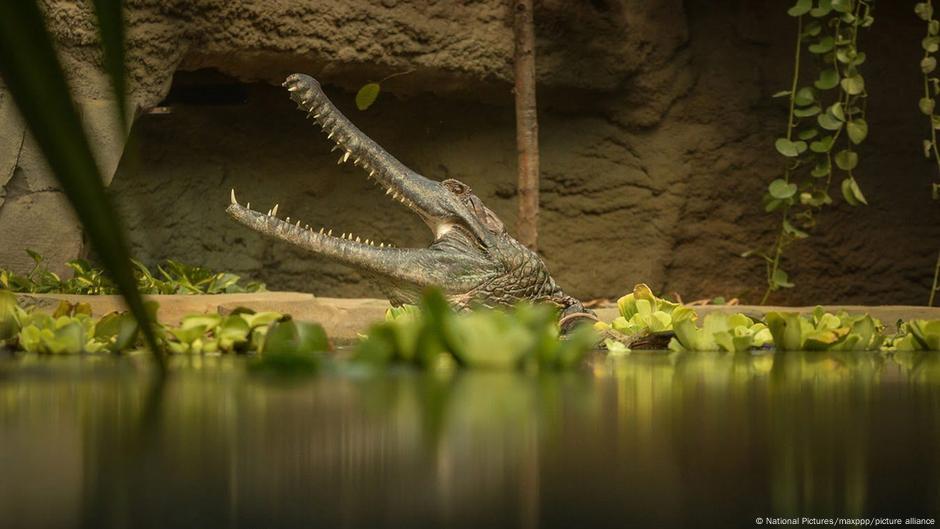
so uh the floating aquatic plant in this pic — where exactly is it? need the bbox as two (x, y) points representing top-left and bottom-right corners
(669, 308), (773, 353)
(356, 289), (597, 371)
(764, 307), (885, 352)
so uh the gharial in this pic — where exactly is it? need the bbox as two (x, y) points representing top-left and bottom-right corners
(227, 73), (591, 321)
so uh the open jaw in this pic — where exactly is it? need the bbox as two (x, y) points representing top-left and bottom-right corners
(226, 188), (443, 286)
(279, 73), (456, 238)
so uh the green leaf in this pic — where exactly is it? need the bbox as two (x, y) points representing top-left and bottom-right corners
(916, 2), (934, 21)
(924, 36), (940, 53)
(783, 219), (809, 239)
(814, 69), (840, 90)
(811, 157), (831, 177)
(810, 135), (834, 153)
(768, 179), (798, 199)
(840, 75), (865, 95)
(841, 177), (867, 205)
(931, 20), (940, 36)
(774, 138), (804, 157)
(831, 0), (853, 14)
(794, 87), (816, 106)
(798, 128), (819, 140)
(921, 97), (936, 116)
(923, 56), (937, 75)
(817, 112), (843, 131)
(808, 36), (834, 54)
(787, 0), (812, 16)
(0, 1), (163, 367)
(829, 102), (845, 121)
(847, 119), (868, 144)
(810, 0), (833, 17)
(771, 270), (795, 289)
(924, 139), (934, 158)
(834, 150), (859, 171)
(803, 21), (823, 37)
(793, 105), (821, 117)
(772, 90), (791, 98)
(355, 82), (381, 111)
(89, 0), (128, 130)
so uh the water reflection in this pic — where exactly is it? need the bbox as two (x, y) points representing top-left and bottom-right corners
(0, 352), (938, 528)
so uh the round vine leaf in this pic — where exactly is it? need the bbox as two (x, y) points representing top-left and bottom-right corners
(772, 268), (795, 289)
(808, 36), (834, 54)
(840, 75), (865, 96)
(787, 0), (812, 17)
(793, 105), (821, 118)
(922, 56), (937, 74)
(831, 0), (853, 14)
(840, 12), (856, 24)
(769, 179), (798, 200)
(811, 0), (833, 17)
(810, 135), (834, 153)
(798, 128), (819, 140)
(355, 83), (381, 111)
(841, 177), (867, 206)
(814, 69), (839, 90)
(793, 86), (815, 107)
(803, 20), (822, 37)
(916, 2), (934, 21)
(828, 102), (845, 121)
(847, 119), (868, 144)
(834, 150), (859, 171)
(774, 138), (802, 157)
(924, 36), (940, 53)
(932, 115), (940, 129)
(811, 158), (831, 178)
(921, 97), (936, 116)
(783, 219), (809, 239)
(817, 112), (843, 131)
(931, 20), (940, 36)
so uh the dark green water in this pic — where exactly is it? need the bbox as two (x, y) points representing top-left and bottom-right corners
(0, 351), (938, 529)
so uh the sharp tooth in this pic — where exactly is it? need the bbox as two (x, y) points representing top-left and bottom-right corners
(246, 202), (250, 209)
(386, 188), (393, 195)
(341, 233), (347, 239)
(286, 216), (290, 223)
(272, 204), (279, 217)
(319, 227), (325, 234)
(287, 85), (299, 92)
(355, 236), (361, 243)
(328, 229), (333, 236)
(328, 131), (335, 139)
(380, 242), (384, 248)
(266, 209), (272, 216)
(370, 170), (376, 177)
(296, 220), (301, 227)
(337, 155), (344, 164)
(230, 189), (237, 205)
(343, 151), (351, 163)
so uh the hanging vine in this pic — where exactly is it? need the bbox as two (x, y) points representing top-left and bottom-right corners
(750, 0), (874, 304)
(915, 1), (940, 306)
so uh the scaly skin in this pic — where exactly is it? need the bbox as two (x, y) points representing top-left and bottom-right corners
(227, 73), (588, 318)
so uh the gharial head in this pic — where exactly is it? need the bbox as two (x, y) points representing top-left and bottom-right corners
(226, 73), (575, 312)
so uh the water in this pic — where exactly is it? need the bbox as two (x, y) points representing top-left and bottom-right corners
(0, 351), (938, 528)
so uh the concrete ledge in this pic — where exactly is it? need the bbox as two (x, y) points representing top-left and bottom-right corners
(14, 292), (940, 342)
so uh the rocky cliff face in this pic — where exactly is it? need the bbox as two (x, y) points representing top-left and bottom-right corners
(1, 0), (938, 304)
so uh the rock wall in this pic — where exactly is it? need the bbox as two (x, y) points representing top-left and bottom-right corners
(1, 0), (938, 304)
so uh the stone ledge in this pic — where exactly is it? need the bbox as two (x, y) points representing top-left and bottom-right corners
(14, 292), (940, 343)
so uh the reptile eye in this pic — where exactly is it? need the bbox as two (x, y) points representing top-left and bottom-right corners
(442, 179), (470, 195)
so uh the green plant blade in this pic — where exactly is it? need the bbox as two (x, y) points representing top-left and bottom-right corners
(89, 0), (128, 129)
(0, 1), (164, 369)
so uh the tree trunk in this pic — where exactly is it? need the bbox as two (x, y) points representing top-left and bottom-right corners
(513, 0), (539, 251)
